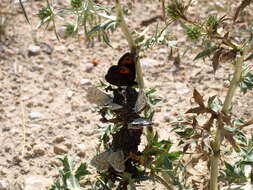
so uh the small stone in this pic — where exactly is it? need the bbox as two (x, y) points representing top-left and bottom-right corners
(24, 151), (33, 159)
(40, 42), (53, 55)
(84, 63), (94, 72)
(163, 115), (170, 122)
(53, 145), (68, 154)
(0, 168), (7, 176)
(13, 155), (22, 165)
(57, 26), (67, 39)
(24, 176), (51, 190)
(33, 144), (46, 157)
(65, 143), (72, 149)
(28, 45), (40, 56)
(53, 135), (65, 143)
(28, 112), (44, 120)
(50, 159), (61, 167)
(4, 145), (11, 153)
(0, 180), (9, 190)
(66, 90), (74, 99)
(80, 78), (91, 85)
(77, 144), (86, 157)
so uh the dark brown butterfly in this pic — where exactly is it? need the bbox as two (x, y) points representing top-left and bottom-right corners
(105, 53), (137, 86)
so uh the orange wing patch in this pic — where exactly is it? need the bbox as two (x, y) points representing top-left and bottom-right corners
(119, 67), (130, 74)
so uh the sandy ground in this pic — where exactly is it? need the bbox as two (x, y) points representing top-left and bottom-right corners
(0, 0), (252, 189)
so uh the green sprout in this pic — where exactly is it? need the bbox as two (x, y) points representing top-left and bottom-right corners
(38, 7), (52, 22)
(71, 0), (83, 9)
(185, 25), (202, 41)
(64, 23), (78, 37)
(166, 0), (188, 21)
(206, 15), (218, 28)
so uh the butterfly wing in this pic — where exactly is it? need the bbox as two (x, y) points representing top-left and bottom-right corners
(118, 53), (136, 74)
(107, 150), (125, 172)
(105, 65), (136, 86)
(86, 86), (112, 106)
(134, 89), (147, 113)
(128, 117), (153, 129)
(86, 86), (123, 110)
(90, 151), (110, 173)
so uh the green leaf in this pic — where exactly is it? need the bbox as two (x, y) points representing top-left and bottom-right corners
(175, 128), (195, 139)
(207, 95), (222, 113)
(75, 163), (90, 180)
(102, 32), (112, 48)
(239, 72), (253, 94)
(194, 46), (218, 60)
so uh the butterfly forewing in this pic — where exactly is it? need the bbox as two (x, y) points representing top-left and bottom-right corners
(86, 86), (112, 106)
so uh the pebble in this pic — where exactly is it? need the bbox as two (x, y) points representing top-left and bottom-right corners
(65, 143), (72, 149)
(53, 145), (68, 154)
(28, 45), (40, 56)
(66, 90), (74, 99)
(40, 42), (53, 55)
(57, 26), (67, 39)
(13, 155), (22, 165)
(33, 144), (46, 157)
(163, 115), (170, 122)
(77, 144), (86, 157)
(28, 112), (44, 120)
(24, 176), (51, 190)
(80, 78), (91, 85)
(84, 63), (94, 72)
(0, 180), (9, 190)
(53, 135), (65, 143)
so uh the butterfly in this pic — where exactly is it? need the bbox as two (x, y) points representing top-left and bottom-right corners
(105, 53), (137, 86)
(90, 150), (125, 173)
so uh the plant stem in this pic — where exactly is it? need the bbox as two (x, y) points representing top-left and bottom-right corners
(209, 45), (250, 190)
(114, 0), (144, 89)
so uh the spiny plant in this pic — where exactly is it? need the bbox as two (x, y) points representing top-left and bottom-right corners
(164, 0), (253, 189)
